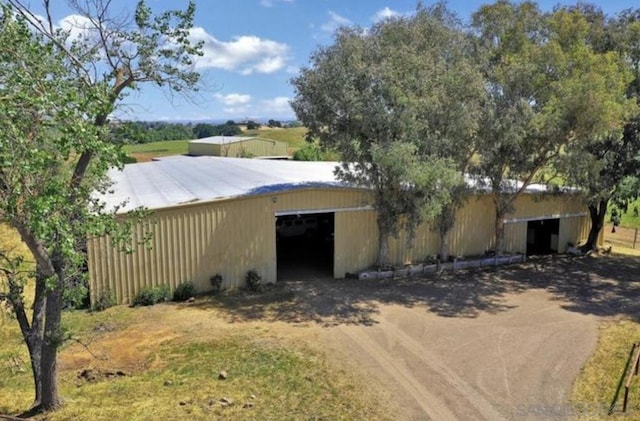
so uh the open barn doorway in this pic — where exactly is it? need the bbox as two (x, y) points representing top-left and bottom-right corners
(276, 212), (334, 281)
(526, 218), (560, 255)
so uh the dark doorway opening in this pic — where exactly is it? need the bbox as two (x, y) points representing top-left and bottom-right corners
(526, 218), (560, 255)
(276, 212), (334, 281)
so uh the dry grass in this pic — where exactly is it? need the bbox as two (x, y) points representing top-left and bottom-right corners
(0, 298), (391, 420)
(571, 243), (640, 419)
(572, 320), (640, 419)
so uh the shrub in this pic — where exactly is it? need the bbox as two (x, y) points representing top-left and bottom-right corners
(92, 289), (116, 312)
(246, 270), (262, 292)
(210, 274), (223, 294)
(132, 285), (170, 306)
(172, 281), (196, 302)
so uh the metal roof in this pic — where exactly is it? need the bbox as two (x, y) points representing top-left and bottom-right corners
(98, 155), (570, 214)
(99, 156), (344, 213)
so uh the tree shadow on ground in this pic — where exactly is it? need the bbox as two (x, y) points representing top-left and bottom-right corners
(187, 255), (640, 327)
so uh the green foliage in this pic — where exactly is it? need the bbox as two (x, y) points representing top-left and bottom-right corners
(63, 279), (90, 310)
(0, 0), (203, 410)
(132, 285), (170, 307)
(111, 121), (195, 144)
(172, 281), (195, 302)
(193, 122), (241, 138)
(246, 120), (261, 130)
(470, 2), (636, 252)
(92, 290), (116, 312)
(245, 270), (262, 292)
(291, 5), (479, 265)
(293, 142), (326, 161)
(267, 119), (282, 128)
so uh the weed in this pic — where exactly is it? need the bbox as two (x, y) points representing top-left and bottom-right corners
(132, 285), (170, 306)
(172, 281), (195, 302)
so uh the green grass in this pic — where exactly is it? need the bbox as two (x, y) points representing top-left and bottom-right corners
(572, 319), (640, 419)
(0, 301), (390, 420)
(244, 126), (308, 153)
(53, 337), (384, 420)
(610, 197), (640, 229)
(123, 139), (189, 158)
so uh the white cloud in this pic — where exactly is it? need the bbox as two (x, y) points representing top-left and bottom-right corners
(223, 106), (250, 115)
(189, 27), (290, 74)
(260, 0), (294, 7)
(372, 7), (401, 23)
(321, 11), (352, 33)
(214, 93), (252, 106)
(58, 14), (96, 41)
(261, 96), (292, 116)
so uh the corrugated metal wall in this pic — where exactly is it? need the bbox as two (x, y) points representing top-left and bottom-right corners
(88, 189), (592, 304)
(88, 188), (373, 304)
(188, 139), (288, 157)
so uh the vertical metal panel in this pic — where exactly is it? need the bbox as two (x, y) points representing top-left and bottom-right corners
(387, 222), (440, 265)
(334, 210), (378, 277)
(87, 188), (593, 304)
(511, 193), (586, 219)
(503, 223), (527, 254)
(448, 195), (496, 257)
(225, 139), (288, 157)
(89, 188), (375, 303)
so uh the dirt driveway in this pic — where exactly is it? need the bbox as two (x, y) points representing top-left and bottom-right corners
(220, 255), (640, 420)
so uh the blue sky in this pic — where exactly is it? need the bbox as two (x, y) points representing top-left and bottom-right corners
(31, 0), (640, 122)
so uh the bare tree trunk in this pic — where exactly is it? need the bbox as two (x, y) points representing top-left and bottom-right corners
(438, 234), (450, 262)
(39, 279), (63, 411)
(584, 199), (607, 251)
(436, 205), (456, 262)
(28, 273), (47, 406)
(376, 216), (390, 269)
(495, 207), (506, 256)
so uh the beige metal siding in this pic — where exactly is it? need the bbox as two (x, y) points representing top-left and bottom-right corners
(88, 187), (592, 305)
(448, 195), (497, 256)
(187, 142), (217, 156)
(88, 188), (373, 304)
(188, 139), (288, 157)
(334, 210), (378, 277)
(226, 139), (287, 157)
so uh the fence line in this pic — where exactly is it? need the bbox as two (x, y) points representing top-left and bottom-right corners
(605, 225), (639, 250)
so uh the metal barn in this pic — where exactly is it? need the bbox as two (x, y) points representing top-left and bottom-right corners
(88, 156), (593, 304)
(188, 136), (288, 158)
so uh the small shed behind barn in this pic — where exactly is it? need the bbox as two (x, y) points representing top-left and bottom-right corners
(188, 136), (288, 158)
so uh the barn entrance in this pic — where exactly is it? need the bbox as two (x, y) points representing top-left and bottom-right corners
(276, 212), (334, 281)
(526, 218), (560, 255)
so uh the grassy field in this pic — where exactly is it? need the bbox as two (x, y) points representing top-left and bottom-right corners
(0, 299), (390, 420)
(572, 319), (640, 419)
(123, 140), (189, 162)
(610, 197), (640, 229)
(244, 126), (308, 154)
(571, 245), (640, 419)
(123, 126), (310, 162)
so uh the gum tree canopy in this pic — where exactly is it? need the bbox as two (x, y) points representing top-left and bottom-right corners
(0, 0), (202, 413)
(471, 1), (635, 254)
(291, 5), (483, 266)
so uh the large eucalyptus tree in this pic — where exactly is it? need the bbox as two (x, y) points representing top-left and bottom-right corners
(471, 1), (634, 253)
(291, 5), (484, 265)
